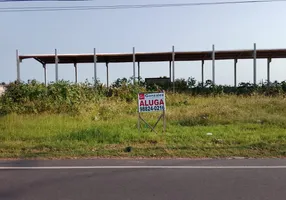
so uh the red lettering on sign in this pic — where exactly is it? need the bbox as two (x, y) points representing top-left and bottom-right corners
(140, 100), (145, 106)
(139, 94), (145, 100)
(140, 99), (164, 106)
(154, 99), (159, 105)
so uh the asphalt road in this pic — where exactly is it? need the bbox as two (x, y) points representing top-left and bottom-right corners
(1, 158), (286, 200)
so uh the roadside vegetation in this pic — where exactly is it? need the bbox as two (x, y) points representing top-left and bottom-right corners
(1, 77), (286, 159)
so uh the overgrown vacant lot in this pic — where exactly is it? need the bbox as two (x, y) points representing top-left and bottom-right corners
(1, 95), (286, 158)
(1, 80), (286, 159)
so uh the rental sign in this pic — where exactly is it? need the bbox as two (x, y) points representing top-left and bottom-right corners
(138, 92), (166, 113)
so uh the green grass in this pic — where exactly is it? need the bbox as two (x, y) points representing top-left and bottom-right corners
(1, 94), (286, 159)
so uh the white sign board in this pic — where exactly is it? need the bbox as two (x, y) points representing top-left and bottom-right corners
(138, 92), (166, 113)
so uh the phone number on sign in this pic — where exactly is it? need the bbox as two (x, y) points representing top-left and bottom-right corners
(139, 105), (165, 112)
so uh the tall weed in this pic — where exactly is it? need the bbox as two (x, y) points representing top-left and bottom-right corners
(2, 77), (286, 115)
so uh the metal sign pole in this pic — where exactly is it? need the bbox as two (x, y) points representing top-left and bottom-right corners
(163, 106), (166, 133)
(138, 98), (141, 132)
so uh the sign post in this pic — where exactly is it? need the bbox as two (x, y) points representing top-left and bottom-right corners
(137, 91), (166, 133)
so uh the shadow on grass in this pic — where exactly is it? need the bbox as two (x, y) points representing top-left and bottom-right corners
(164, 143), (286, 151)
(2, 127), (286, 160)
(56, 128), (123, 144)
(18, 141), (286, 158)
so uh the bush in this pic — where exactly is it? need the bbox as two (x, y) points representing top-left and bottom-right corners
(0, 80), (100, 114)
(1, 77), (286, 115)
(0, 78), (147, 115)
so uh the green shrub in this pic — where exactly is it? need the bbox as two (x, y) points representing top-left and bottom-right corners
(1, 77), (286, 115)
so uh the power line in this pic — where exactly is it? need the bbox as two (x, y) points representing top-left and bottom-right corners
(0, 0), (88, 2)
(0, 0), (285, 12)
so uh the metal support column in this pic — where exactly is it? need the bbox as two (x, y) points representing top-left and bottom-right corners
(212, 44), (215, 85)
(106, 62), (109, 87)
(93, 48), (97, 86)
(267, 58), (272, 86)
(16, 49), (20, 82)
(172, 46), (175, 93)
(133, 47), (136, 84)
(201, 60), (204, 86)
(234, 59), (238, 87)
(55, 49), (59, 82)
(74, 63), (78, 83)
(43, 64), (47, 86)
(169, 61), (172, 80)
(138, 62), (140, 81)
(253, 43), (257, 85)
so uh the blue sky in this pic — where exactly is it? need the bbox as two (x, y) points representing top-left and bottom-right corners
(1, 0), (286, 86)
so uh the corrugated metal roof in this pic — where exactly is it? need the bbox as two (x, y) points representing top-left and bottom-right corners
(19, 48), (286, 64)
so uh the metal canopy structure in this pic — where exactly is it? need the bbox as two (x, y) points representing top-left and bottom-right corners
(19, 48), (286, 64)
(16, 44), (286, 91)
